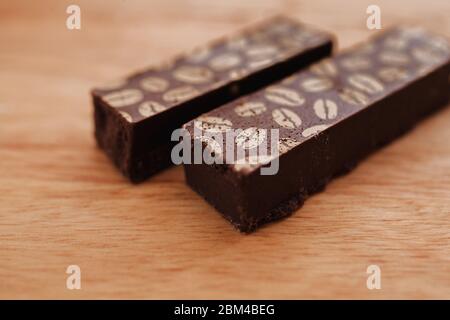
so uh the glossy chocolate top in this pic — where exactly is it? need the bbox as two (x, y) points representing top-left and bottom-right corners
(184, 26), (450, 173)
(92, 16), (333, 124)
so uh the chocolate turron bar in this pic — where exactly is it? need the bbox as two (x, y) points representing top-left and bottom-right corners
(183, 26), (450, 232)
(92, 16), (334, 182)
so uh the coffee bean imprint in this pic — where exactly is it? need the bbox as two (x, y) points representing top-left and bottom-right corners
(173, 66), (213, 84)
(278, 137), (300, 154)
(300, 77), (333, 92)
(103, 89), (143, 107)
(234, 101), (267, 117)
(186, 47), (211, 63)
(247, 58), (273, 69)
(265, 86), (305, 107)
(163, 86), (199, 103)
(302, 124), (329, 137)
(399, 27), (426, 39)
(378, 67), (408, 82)
(138, 101), (167, 118)
(229, 68), (250, 80)
(412, 47), (444, 65)
(313, 99), (338, 120)
(339, 88), (369, 106)
(379, 51), (410, 65)
(428, 36), (450, 53)
(194, 116), (233, 133)
(272, 108), (302, 129)
(235, 127), (267, 150)
(348, 74), (384, 94)
(209, 53), (242, 71)
(383, 36), (408, 50)
(415, 64), (435, 76)
(246, 45), (278, 58)
(309, 60), (337, 77)
(140, 77), (169, 92)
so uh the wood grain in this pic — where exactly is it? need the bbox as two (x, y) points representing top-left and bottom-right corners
(0, 0), (449, 299)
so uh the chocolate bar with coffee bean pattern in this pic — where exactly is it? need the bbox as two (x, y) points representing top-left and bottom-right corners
(183, 26), (450, 232)
(92, 16), (334, 182)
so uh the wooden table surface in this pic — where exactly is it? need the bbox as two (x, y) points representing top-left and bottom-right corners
(1, 0), (449, 299)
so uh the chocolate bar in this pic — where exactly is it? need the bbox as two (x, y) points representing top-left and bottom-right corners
(92, 16), (334, 182)
(183, 26), (450, 232)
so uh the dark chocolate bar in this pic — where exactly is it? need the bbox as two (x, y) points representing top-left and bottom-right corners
(92, 16), (334, 182)
(183, 26), (450, 232)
